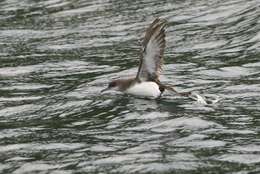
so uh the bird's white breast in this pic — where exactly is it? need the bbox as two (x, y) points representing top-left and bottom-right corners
(125, 81), (161, 98)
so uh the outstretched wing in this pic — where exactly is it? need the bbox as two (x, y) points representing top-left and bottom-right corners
(136, 18), (166, 81)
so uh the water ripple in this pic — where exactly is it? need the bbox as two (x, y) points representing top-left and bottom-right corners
(0, 0), (260, 173)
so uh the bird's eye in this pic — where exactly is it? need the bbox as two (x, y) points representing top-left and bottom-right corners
(108, 81), (116, 88)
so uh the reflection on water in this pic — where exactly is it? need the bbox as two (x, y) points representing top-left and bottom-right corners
(0, 0), (260, 173)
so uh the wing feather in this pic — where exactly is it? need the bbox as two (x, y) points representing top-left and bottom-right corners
(136, 18), (166, 81)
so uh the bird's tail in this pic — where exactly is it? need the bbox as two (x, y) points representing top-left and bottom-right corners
(162, 84), (209, 104)
(163, 84), (192, 97)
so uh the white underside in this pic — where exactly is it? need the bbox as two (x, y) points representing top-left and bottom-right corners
(125, 82), (161, 98)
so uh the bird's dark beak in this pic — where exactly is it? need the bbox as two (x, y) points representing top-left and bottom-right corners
(101, 87), (110, 93)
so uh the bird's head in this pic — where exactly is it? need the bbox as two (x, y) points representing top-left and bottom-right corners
(101, 80), (120, 93)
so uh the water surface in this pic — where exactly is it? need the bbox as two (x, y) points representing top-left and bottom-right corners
(0, 0), (260, 173)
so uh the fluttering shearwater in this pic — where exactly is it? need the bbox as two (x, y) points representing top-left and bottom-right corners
(101, 18), (205, 101)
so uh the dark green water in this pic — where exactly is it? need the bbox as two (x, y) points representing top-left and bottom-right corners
(0, 0), (260, 173)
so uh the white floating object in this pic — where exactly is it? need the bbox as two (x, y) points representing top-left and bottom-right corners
(189, 91), (221, 105)
(194, 93), (208, 105)
(189, 91), (207, 105)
